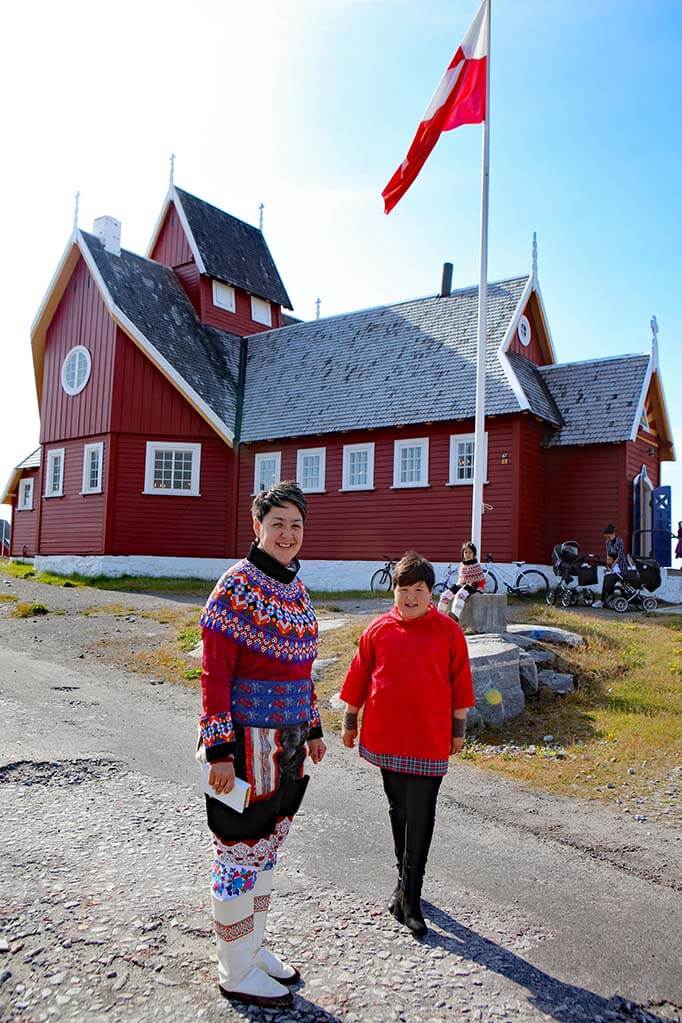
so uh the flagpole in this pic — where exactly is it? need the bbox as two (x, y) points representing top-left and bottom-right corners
(471, 0), (491, 554)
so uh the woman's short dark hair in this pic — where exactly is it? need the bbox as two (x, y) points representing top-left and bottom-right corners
(392, 551), (435, 590)
(462, 541), (477, 559)
(251, 481), (308, 523)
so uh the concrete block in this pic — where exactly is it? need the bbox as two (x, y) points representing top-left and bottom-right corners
(459, 593), (508, 634)
(466, 635), (524, 727)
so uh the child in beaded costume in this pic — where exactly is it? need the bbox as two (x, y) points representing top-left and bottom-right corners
(437, 541), (486, 621)
(198, 482), (326, 1010)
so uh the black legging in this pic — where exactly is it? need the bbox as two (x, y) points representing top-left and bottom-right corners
(601, 572), (620, 603)
(381, 769), (442, 881)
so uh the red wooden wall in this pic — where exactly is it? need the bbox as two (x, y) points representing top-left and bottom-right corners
(9, 468), (39, 558)
(40, 259), (116, 445)
(199, 278), (282, 334)
(514, 417), (548, 563)
(38, 435), (108, 554)
(507, 293), (551, 366)
(236, 417), (519, 563)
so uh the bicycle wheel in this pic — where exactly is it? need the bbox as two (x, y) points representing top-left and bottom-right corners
(515, 569), (550, 600)
(484, 571), (498, 594)
(370, 568), (392, 593)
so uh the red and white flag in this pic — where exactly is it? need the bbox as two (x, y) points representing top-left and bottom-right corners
(382, 0), (489, 214)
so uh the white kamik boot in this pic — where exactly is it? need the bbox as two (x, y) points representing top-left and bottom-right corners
(252, 869), (300, 985)
(213, 891), (293, 1008)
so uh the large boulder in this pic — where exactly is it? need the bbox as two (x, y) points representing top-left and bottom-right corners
(459, 593), (508, 634)
(506, 623), (584, 647)
(466, 635), (525, 727)
(537, 669), (575, 695)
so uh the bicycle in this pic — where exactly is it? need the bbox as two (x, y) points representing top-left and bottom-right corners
(370, 556), (398, 593)
(434, 556), (549, 600)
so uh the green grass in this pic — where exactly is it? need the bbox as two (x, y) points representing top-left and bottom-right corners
(177, 624), (201, 652)
(11, 601), (49, 618)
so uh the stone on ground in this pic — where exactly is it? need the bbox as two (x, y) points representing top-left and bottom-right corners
(518, 652), (539, 696)
(466, 635), (524, 727)
(506, 623), (584, 647)
(538, 669), (575, 695)
(458, 593), (508, 634)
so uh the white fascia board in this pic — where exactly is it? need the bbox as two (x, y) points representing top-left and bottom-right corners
(630, 355), (676, 460)
(495, 276), (533, 412)
(1, 468), (20, 505)
(145, 189), (173, 258)
(77, 236), (234, 447)
(655, 374), (676, 460)
(171, 188), (207, 274)
(531, 278), (558, 364)
(30, 230), (79, 338)
(629, 355), (654, 443)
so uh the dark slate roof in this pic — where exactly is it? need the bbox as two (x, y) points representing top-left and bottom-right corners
(539, 354), (649, 446)
(241, 277), (533, 443)
(507, 351), (562, 427)
(80, 232), (241, 436)
(175, 188), (292, 309)
(16, 448), (41, 470)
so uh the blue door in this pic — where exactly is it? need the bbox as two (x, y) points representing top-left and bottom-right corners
(652, 486), (672, 567)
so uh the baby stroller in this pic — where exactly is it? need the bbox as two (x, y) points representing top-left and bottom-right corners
(547, 541), (599, 608)
(606, 557), (661, 613)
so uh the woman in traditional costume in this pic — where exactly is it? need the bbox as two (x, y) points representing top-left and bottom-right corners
(198, 481), (326, 1009)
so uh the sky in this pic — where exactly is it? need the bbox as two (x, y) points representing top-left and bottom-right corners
(1, 0), (680, 557)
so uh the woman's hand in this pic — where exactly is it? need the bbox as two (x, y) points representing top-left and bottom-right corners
(450, 737), (465, 756)
(208, 760), (236, 794)
(342, 728), (358, 749)
(308, 738), (327, 764)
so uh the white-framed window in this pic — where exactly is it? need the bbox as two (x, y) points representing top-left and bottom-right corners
(61, 346), (92, 396)
(45, 449), (65, 498)
(254, 451), (282, 493)
(212, 280), (236, 312)
(18, 478), (34, 511)
(82, 442), (104, 495)
(251, 296), (272, 327)
(296, 448), (326, 493)
(448, 432), (488, 485)
(144, 442), (201, 496)
(341, 443), (375, 491)
(393, 438), (429, 488)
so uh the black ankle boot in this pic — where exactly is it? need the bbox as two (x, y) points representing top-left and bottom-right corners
(401, 872), (427, 938)
(388, 880), (403, 922)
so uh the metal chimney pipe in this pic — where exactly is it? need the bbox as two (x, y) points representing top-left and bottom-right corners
(440, 262), (453, 296)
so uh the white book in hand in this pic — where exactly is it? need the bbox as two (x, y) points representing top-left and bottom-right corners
(199, 762), (251, 814)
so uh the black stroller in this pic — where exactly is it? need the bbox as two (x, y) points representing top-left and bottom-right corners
(606, 557), (661, 613)
(547, 541), (600, 608)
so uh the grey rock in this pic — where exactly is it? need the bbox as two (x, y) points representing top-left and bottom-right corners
(537, 670), (575, 695)
(459, 594), (508, 634)
(518, 652), (539, 696)
(467, 636), (524, 726)
(506, 623), (584, 647)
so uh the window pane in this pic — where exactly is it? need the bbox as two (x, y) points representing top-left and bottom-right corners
(400, 445), (422, 483)
(348, 450), (368, 487)
(457, 440), (474, 481)
(50, 455), (62, 493)
(302, 454), (320, 490)
(257, 457), (277, 491)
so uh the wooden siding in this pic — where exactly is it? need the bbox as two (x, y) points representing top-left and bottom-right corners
(9, 468), (40, 558)
(514, 416), (547, 563)
(109, 433), (234, 557)
(199, 278), (282, 335)
(40, 258), (116, 445)
(542, 443), (625, 559)
(110, 329), (216, 437)
(507, 293), (551, 366)
(236, 418), (518, 563)
(38, 436), (108, 554)
(150, 204), (194, 267)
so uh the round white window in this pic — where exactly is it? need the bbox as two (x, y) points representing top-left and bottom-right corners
(517, 315), (532, 347)
(61, 346), (92, 395)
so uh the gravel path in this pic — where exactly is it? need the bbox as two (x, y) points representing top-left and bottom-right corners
(1, 576), (681, 1023)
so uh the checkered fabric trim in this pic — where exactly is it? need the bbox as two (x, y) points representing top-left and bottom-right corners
(214, 915), (254, 943)
(359, 745), (448, 777)
(253, 894), (271, 913)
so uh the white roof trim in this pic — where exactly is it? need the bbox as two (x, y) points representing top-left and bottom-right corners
(145, 186), (207, 274)
(530, 278), (558, 364)
(1, 469), (20, 505)
(30, 229), (79, 338)
(495, 275), (533, 412)
(630, 354), (654, 443)
(629, 352), (676, 460)
(76, 234), (232, 445)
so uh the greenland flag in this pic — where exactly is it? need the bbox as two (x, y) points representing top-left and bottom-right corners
(382, 0), (489, 214)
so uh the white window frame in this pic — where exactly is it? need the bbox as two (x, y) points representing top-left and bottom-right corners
(253, 451), (282, 494)
(212, 280), (236, 312)
(392, 437), (429, 489)
(251, 295), (272, 327)
(296, 447), (326, 494)
(45, 448), (65, 498)
(448, 432), (489, 486)
(82, 442), (104, 495)
(61, 345), (92, 396)
(18, 478), (34, 511)
(143, 442), (201, 497)
(341, 443), (375, 492)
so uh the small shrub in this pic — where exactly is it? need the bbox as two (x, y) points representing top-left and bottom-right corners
(12, 601), (48, 618)
(178, 625), (201, 652)
(183, 667), (202, 681)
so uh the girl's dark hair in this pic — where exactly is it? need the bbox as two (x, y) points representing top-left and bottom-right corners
(392, 551), (435, 590)
(251, 481), (308, 523)
(462, 541), (477, 559)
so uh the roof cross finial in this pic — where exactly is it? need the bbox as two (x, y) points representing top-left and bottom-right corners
(73, 190), (81, 231)
(258, 202), (264, 231)
(650, 315), (659, 368)
(315, 297), (321, 320)
(532, 231), (538, 280)
(169, 152), (176, 188)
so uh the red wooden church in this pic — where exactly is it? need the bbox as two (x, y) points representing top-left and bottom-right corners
(2, 185), (675, 585)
